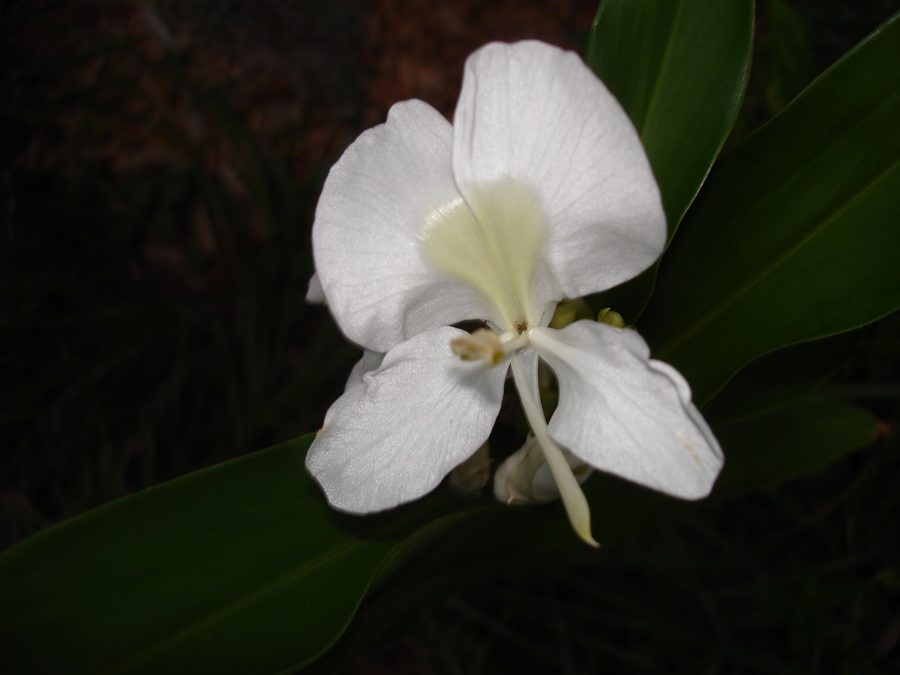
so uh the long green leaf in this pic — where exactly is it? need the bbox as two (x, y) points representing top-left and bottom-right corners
(0, 435), (477, 674)
(586, 0), (754, 319)
(587, 0), (754, 234)
(641, 13), (900, 402)
(3, 415), (880, 674)
(702, 330), (862, 421)
(713, 394), (878, 496)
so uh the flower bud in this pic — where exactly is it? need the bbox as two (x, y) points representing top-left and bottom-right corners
(597, 307), (625, 328)
(550, 298), (591, 329)
(493, 435), (591, 505)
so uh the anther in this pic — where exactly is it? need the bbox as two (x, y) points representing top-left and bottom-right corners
(451, 328), (505, 365)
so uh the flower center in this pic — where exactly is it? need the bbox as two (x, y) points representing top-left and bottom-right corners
(420, 179), (544, 332)
(450, 327), (530, 365)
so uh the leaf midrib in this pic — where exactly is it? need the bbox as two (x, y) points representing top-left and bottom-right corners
(637, 0), (684, 136)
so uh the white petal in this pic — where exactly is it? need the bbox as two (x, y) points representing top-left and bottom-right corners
(530, 321), (723, 499)
(313, 100), (496, 352)
(421, 178), (555, 331)
(344, 350), (384, 393)
(306, 272), (325, 304)
(306, 327), (509, 512)
(453, 41), (666, 298)
(322, 351), (386, 429)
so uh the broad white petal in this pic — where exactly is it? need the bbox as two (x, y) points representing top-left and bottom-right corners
(530, 321), (723, 499)
(306, 327), (509, 512)
(321, 352), (386, 429)
(453, 41), (666, 298)
(313, 100), (496, 352)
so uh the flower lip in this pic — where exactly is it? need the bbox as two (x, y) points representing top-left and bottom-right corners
(420, 178), (546, 334)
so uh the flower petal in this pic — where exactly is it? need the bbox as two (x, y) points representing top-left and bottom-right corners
(306, 327), (509, 512)
(343, 349), (384, 393)
(529, 321), (723, 499)
(453, 41), (666, 298)
(322, 352), (384, 429)
(313, 100), (496, 352)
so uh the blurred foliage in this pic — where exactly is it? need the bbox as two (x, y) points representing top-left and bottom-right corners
(335, 433), (900, 675)
(0, 0), (598, 550)
(1, 0), (898, 673)
(728, 0), (900, 144)
(0, 0), (370, 546)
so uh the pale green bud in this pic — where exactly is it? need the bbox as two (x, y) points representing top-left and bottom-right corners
(549, 298), (591, 329)
(597, 307), (625, 328)
(493, 435), (591, 505)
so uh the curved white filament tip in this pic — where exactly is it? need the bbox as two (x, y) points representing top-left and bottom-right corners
(510, 353), (598, 547)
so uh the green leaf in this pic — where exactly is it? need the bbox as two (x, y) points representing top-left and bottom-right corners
(3, 418), (879, 674)
(585, 0), (754, 319)
(587, 0), (754, 235)
(642, 13), (900, 402)
(713, 394), (878, 496)
(763, 0), (815, 115)
(702, 330), (862, 419)
(0, 435), (478, 675)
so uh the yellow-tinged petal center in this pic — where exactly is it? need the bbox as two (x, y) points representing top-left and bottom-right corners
(420, 179), (543, 332)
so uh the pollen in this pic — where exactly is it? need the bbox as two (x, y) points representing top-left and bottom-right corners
(450, 328), (505, 365)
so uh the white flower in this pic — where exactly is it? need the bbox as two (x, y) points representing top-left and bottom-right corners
(305, 41), (723, 545)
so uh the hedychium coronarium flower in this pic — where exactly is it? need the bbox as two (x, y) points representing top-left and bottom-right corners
(305, 40), (723, 546)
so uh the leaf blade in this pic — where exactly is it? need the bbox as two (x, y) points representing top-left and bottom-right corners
(714, 394), (879, 496)
(587, 0), (755, 235)
(0, 435), (473, 675)
(586, 0), (754, 319)
(641, 13), (900, 401)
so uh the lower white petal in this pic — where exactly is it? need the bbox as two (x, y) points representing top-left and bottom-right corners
(321, 351), (386, 429)
(529, 321), (723, 499)
(307, 327), (509, 513)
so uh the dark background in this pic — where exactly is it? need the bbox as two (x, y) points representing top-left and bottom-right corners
(2, 1), (898, 672)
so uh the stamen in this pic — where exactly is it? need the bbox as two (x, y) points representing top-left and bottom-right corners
(451, 328), (504, 365)
(510, 352), (598, 547)
(451, 328), (534, 365)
